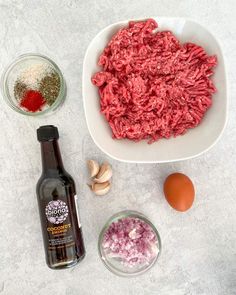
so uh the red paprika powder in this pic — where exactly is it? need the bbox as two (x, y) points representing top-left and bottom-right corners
(20, 90), (46, 112)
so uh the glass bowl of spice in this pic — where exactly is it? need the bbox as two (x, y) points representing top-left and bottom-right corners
(1, 53), (66, 116)
(98, 210), (161, 277)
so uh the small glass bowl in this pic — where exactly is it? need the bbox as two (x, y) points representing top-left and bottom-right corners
(98, 210), (161, 277)
(1, 53), (66, 116)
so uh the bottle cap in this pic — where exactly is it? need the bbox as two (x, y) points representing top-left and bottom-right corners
(37, 125), (59, 142)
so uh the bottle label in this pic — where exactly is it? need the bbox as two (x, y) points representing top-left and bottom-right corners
(45, 199), (74, 251)
(44, 195), (83, 254)
(45, 200), (69, 224)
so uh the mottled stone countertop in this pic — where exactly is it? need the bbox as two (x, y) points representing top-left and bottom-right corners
(0, 1), (235, 294)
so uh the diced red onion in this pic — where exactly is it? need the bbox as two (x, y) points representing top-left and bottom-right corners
(102, 217), (159, 267)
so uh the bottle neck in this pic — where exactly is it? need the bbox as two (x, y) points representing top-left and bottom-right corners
(40, 139), (64, 173)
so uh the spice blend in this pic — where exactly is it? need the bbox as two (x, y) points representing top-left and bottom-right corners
(13, 62), (61, 112)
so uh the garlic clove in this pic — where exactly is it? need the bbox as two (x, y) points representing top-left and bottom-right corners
(87, 160), (100, 178)
(94, 162), (112, 183)
(89, 181), (111, 196)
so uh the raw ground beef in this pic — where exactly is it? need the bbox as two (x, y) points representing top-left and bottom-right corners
(92, 19), (217, 143)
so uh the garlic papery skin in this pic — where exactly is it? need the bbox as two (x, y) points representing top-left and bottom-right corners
(87, 160), (100, 178)
(89, 181), (111, 196)
(94, 163), (112, 183)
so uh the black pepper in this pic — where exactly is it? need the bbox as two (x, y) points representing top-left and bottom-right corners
(14, 80), (27, 101)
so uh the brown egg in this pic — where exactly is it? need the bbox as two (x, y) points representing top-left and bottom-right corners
(164, 173), (195, 212)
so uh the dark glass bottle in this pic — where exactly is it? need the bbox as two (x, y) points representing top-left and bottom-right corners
(36, 125), (85, 269)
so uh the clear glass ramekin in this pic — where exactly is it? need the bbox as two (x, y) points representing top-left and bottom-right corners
(98, 210), (161, 277)
(1, 53), (66, 116)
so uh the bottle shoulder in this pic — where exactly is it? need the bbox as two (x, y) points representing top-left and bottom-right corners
(37, 170), (75, 190)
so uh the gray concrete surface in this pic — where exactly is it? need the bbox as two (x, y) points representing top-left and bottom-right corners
(0, 1), (235, 294)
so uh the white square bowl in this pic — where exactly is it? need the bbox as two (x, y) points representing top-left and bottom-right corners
(83, 17), (227, 163)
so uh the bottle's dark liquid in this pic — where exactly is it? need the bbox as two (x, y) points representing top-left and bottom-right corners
(36, 126), (85, 269)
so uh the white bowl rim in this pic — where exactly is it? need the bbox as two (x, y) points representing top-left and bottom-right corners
(82, 17), (228, 163)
